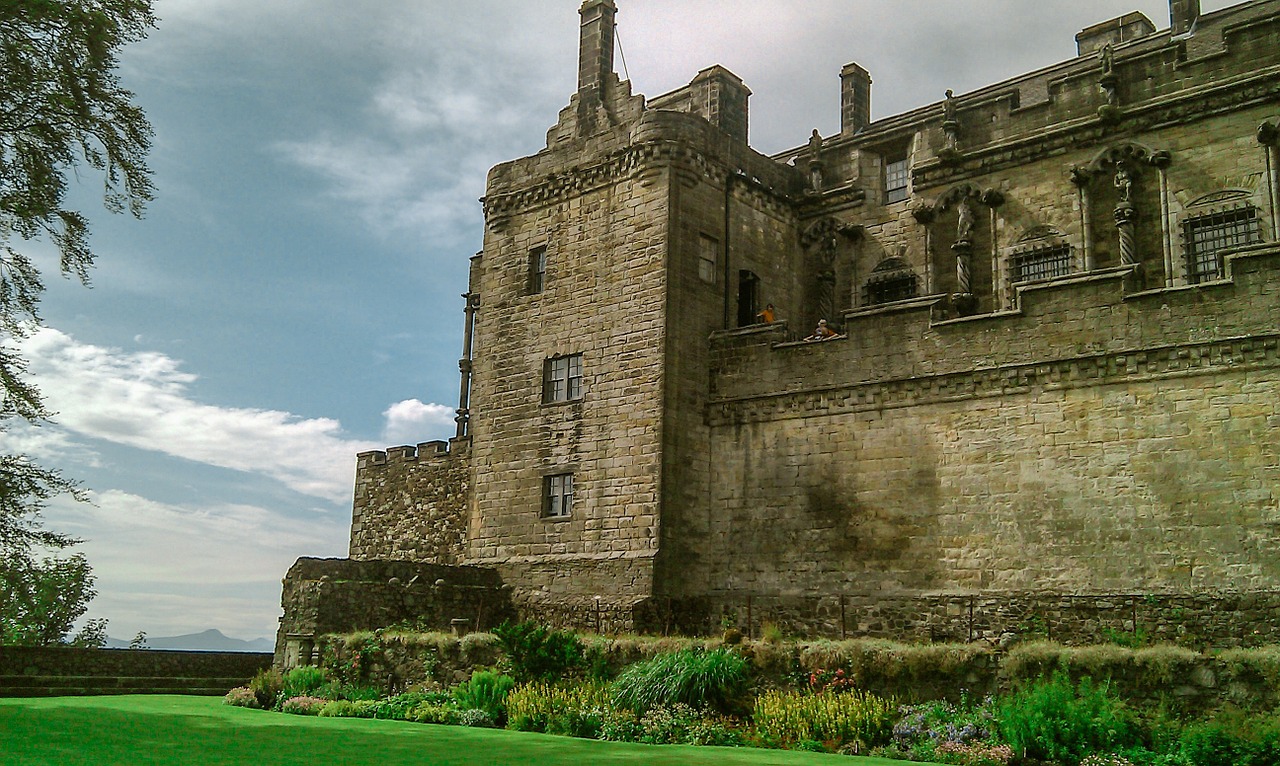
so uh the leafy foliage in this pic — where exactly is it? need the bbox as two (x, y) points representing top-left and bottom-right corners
(997, 671), (1138, 764)
(0, 0), (156, 647)
(506, 681), (609, 736)
(280, 665), (327, 701)
(492, 621), (584, 683)
(0, 550), (99, 645)
(609, 646), (749, 716)
(247, 667), (283, 710)
(451, 671), (515, 723)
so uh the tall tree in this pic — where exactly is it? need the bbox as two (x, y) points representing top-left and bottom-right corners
(0, 0), (156, 644)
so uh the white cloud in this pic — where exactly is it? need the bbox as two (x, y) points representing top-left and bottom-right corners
(382, 398), (456, 445)
(10, 328), (380, 504)
(46, 489), (347, 640)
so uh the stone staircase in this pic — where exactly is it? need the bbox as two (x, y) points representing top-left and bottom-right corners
(0, 647), (273, 698)
(0, 674), (253, 697)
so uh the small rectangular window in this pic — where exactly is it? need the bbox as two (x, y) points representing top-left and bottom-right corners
(1184, 208), (1260, 283)
(698, 235), (718, 284)
(543, 473), (573, 518)
(527, 246), (547, 294)
(884, 157), (909, 204)
(1013, 244), (1074, 283)
(543, 354), (583, 403)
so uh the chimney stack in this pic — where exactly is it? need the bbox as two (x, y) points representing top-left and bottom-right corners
(1170, 0), (1200, 36)
(840, 63), (872, 134)
(578, 0), (617, 103)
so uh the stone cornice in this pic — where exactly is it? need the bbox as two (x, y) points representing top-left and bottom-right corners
(708, 333), (1280, 427)
(482, 140), (798, 232)
(913, 66), (1280, 190)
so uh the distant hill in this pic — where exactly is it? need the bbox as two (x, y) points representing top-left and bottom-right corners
(104, 629), (273, 653)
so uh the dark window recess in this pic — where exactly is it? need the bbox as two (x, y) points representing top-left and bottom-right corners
(736, 270), (760, 327)
(543, 473), (573, 518)
(1013, 244), (1073, 283)
(543, 354), (583, 403)
(1184, 208), (1261, 283)
(884, 157), (909, 204)
(698, 235), (718, 284)
(863, 257), (919, 305)
(527, 246), (547, 294)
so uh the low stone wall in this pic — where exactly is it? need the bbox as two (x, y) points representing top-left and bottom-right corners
(276, 557), (515, 668)
(641, 591), (1280, 649)
(0, 646), (271, 697)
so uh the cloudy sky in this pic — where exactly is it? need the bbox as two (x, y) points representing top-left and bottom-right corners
(7, 0), (1236, 642)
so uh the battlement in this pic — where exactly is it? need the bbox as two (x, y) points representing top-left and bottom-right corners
(356, 437), (468, 469)
(711, 244), (1280, 410)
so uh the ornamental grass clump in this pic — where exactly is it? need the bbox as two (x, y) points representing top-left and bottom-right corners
(610, 646), (749, 716)
(752, 689), (895, 752)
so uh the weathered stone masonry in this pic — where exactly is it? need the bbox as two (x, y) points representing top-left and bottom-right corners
(279, 0), (1280, 659)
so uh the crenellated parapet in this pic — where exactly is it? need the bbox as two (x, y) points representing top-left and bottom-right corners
(349, 437), (472, 565)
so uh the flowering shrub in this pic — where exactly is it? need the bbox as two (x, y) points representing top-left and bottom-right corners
(638, 703), (705, 745)
(1079, 755), (1136, 766)
(280, 696), (328, 716)
(457, 708), (496, 728)
(892, 696), (997, 750)
(753, 689), (895, 750)
(506, 681), (609, 735)
(223, 686), (260, 709)
(934, 741), (1015, 766)
(806, 667), (857, 694)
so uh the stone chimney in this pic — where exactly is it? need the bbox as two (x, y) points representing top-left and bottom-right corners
(841, 63), (872, 134)
(1170, 0), (1200, 35)
(578, 0), (617, 104)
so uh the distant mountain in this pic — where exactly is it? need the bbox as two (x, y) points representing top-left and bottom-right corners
(104, 629), (273, 653)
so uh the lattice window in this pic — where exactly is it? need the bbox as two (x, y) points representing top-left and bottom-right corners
(543, 473), (573, 519)
(1183, 207), (1261, 283)
(1012, 244), (1074, 283)
(884, 157), (909, 204)
(863, 257), (919, 305)
(543, 354), (583, 403)
(527, 245), (547, 294)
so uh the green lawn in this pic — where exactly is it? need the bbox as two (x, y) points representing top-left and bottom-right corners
(0, 695), (926, 766)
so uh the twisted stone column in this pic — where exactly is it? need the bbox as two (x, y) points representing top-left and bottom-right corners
(1115, 202), (1138, 267)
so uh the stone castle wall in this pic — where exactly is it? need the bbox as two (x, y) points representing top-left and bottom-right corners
(349, 439), (470, 565)
(679, 246), (1280, 612)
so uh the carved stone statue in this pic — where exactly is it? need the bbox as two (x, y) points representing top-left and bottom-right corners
(807, 129), (825, 193)
(1114, 161), (1133, 203)
(943, 89), (957, 124)
(1099, 43), (1115, 76)
(956, 198), (976, 243)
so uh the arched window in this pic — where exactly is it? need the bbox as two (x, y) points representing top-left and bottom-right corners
(863, 257), (919, 305)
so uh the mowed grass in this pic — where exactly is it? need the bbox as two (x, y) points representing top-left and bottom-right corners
(0, 695), (923, 766)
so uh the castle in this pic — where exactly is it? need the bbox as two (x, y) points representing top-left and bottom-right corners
(278, 0), (1280, 664)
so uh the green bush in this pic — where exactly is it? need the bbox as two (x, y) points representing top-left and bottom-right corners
(222, 686), (260, 709)
(610, 646), (749, 716)
(371, 692), (432, 721)
(997, 672), (1137, 764)
(280, 695), (328, 716)
(281, 665), (328, 700)
(248, 667), (283, 709)
(492, 621), (584, 682)
(505, 681), (608, 735)
(317, 699), (379, 718)
(409, 701), (460, 725)
(753, 689), (895, 751)
(1178, 709), (1280, 766)
(453, 671), (516, 723)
